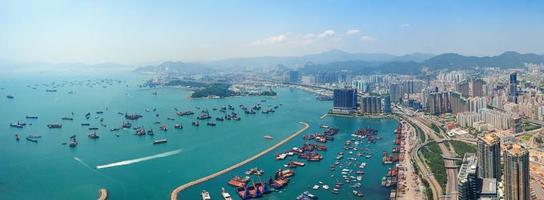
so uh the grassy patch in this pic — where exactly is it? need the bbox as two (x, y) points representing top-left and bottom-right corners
(522, 120), (541, 132)
(420, 142), (447, 192)
(449, 141), (476, 157)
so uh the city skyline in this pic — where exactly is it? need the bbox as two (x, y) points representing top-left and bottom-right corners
(1, 0), (544, 64)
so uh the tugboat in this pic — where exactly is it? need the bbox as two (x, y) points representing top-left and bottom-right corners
(221, 187), (233, 200)
(201, 190), (211, 200)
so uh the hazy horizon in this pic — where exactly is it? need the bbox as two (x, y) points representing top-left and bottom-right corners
(1, 0), (544, 65)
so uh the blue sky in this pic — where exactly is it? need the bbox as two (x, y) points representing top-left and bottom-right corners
(1, 0), (543, 64)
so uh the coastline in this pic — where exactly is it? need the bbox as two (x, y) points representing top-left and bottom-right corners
(170, 121), (310, 200)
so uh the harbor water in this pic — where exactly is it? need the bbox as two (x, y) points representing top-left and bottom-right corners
(0, 72), (397, 200)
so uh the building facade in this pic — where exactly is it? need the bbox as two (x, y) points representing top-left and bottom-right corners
(503, 144), (530, 200)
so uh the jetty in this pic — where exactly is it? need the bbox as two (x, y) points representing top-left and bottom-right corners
(97, 188), (108, 200)
(170, 122), (310, 200)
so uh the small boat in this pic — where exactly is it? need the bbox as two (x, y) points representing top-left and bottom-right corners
(25, 115), (38, 119)
(201, 190), (211, 200)
(89, 127), (99, 130)
(88, 131), (99, 139)
(221, 187), (232, 200)
(47, 124), (62, 129)
(207, 122), (216, 126)
(264, 135), (273, 140)
(153, 139), (167, 144)
(45, 89), (57, 92)
(192, 121), (199, 126)
(15, 134), (20, 141)
(6, 95), (14, 99)
(81, 123), (90, 126)
(62, 117), (74, 121)
(9, 122), (25, 128)
(160, 124), (168, 131)
(26, 137), (38, 143)
(174, 124), (183, 129)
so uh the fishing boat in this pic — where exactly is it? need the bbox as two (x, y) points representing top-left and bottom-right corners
(236, 186), (248, 199)
(201, 190), (211, 200)
(228, 176), (249, 187)
(221, 187), (233, 200)
(153, 139), (167, 144)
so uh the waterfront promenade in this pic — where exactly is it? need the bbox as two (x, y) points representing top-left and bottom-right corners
(170, 122), (310, 200)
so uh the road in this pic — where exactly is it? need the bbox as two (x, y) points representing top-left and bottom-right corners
(397, 109), (458, 200)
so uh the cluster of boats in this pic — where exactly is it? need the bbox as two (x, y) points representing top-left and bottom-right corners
(224, 168), (296, 199)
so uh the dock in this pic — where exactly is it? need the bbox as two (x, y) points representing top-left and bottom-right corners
(170, 122), (310, 200)
(97, 188), (108, 200)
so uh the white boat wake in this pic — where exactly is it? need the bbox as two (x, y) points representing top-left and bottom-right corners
(96, 149), (182, 169)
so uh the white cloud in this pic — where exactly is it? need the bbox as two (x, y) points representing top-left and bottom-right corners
(360, 35), (376, 42)
(346, 29), (360, 35)
(400, 23), (411, 28)
(251, 34), (288, 46)
(318, 30), (336, 38)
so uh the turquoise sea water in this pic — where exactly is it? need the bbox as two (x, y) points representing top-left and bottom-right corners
(0, 72), (397, 200)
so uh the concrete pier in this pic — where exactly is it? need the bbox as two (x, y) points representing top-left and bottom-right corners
(170, 122), (310, 200)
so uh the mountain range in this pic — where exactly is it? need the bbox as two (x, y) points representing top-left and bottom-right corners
(136, 50), (544, 75)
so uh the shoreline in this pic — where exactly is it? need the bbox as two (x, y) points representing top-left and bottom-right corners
(170, 121), (310, 200)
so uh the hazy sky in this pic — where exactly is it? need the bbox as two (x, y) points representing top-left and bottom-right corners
(1, 0), (543, 64)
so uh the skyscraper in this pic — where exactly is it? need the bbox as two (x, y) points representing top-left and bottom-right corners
(509, 73), (518, 103)
(503, 144), (530, 200)
(457, 153), (480, 200)
(476, 133), (501, 181)
(471, 79), (485, 97)
(332, 89), (358, 114)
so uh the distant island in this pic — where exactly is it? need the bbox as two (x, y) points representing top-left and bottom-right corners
(144, 79), (277, 98)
